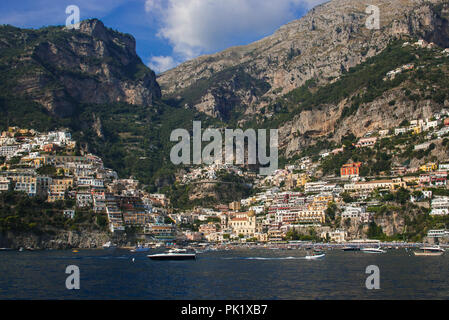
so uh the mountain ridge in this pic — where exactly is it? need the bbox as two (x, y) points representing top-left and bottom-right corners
(1, 3), (449, 190)
(158, 0), (449, 121)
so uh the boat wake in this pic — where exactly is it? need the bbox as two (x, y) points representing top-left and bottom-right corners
(222, 256), (305, 261)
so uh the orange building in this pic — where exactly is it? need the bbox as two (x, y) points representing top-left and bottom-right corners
(341, 162), (362, 179)
(42, 144), (56, 153)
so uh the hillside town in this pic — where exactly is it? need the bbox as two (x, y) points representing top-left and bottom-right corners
(0, 127), (174, 241)
(170, 109), (449, 245)
(1, 108), (449, 246)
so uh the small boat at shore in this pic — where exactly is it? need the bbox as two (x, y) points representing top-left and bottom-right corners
(148, 248), (196, 261)
(414, 246), (445, 256)
(102, 241), (117, 249)
(342, 246), (360, 252)
(130, 246), (150, 253)
(361, 247), (386, 254)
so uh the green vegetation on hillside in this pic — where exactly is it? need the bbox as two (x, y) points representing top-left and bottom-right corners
(0, 191), (105, 234)
(165, 64), (271, 122)
(255, 40), (447, 129)
(164, 171), (253, 210)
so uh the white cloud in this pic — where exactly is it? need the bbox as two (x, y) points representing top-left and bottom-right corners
(148, 55), (179, 73)
(145, 0), (327, 60)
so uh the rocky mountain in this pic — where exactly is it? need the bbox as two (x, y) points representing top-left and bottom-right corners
(0, 19), (203, 189)
(0, 19), (161, 117)
(277, 40), (449, 158)
(1, 1), (448, 190)
(159, 0), (449, 122)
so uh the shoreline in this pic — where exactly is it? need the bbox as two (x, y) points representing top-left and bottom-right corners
(1, 241), (438, 252)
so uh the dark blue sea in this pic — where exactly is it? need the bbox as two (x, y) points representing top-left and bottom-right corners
(1, 248), (448, 300)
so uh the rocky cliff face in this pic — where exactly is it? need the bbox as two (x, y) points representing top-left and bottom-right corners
(0, 230), (133, 250)
(0, 19), (161, 117)
(159, 0), (449, 121)
(279, 86), (442, 157)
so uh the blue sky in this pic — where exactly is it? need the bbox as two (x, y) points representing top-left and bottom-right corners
(0, 0), (326, 73)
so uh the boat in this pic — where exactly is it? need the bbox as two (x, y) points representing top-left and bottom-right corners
(147, 248), (196, 260)
(305, 253), (326, 260)
(342, 246), (360, 252)
(413, 246), (445, 256)
(361, 247), (386, 253)
(130, 245), (150, 253)
(102, 241), (117, 249)
(0, 248), (12, 251)
(305, 250), (326, 260)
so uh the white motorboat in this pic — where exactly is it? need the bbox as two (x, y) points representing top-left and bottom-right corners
(148, 248), (196, 260)
(361, 247), (386, 253)
(414, 246), (445, 256)
(102, 241), (117, 249)
(305, 253), (326, 260)
(305, 250), (326, 260)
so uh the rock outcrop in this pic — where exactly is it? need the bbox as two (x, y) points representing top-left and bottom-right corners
(0, 19), (161, 117)
(0, 230), (131, 250)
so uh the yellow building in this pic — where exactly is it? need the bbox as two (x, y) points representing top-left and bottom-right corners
(268, 229), (284, 242)
(296, 174), (310, 187)
(47, 193), (65, 202)
(229, 201), (241, 211)
(346, 178), (407, 192)
(20, 156), (47, 168)
(411, 126), (422, 135)
(313, 194), (333, 204)
(66, 141), (76, 150)
(229, 211), (258, 237)
(12, 175), (37, 197)
(47, 178), (73, 202)
(49, 178), (73, 193)
(297, 204), (326, 224)
(420, 163), (438, 172)
(255, 232), (268, 242)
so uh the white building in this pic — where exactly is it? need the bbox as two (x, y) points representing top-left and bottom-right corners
(76, 192), (93, 208)
(394, 128), (407, 135)
(305, 182), (336, 194)
(423, 120), (439, 131)
(430, 196), (449, 215)
(63, 210), (76, 219)
(0, 145), (20, 159)
(250, 205), (265, 214)
(427, 229), (449, 238)
(0, 177), (10, 192)
(341, 206), (364, 219)
(321, 229), (347, 243)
